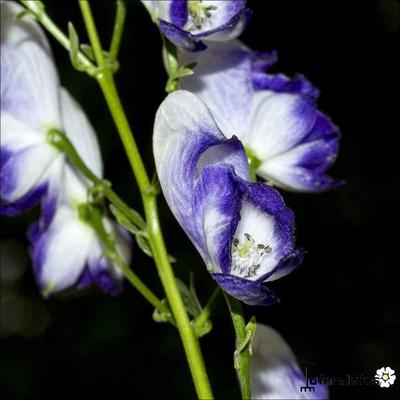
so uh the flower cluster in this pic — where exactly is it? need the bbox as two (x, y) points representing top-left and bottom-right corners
(0, 2), (131, 296)
(152, 3), (341, 304)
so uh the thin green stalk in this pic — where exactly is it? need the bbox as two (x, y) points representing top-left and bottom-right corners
(78, 1), (105, 66)
(48, 129), (145, 229)
(87, 205), (172, 322)
(109, 0), (126, 62)
(193, 287), (221, 335)
(20, 0), (92, 69)
(224, 294), (252, 400)
(78, 3), (213, 398)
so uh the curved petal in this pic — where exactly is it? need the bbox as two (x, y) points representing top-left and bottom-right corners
(180, 40), (254, 138)
(0, 181), (47, 216)
(0, 112), (44, 151)
(169, 0), (188, 27)
(192, 165), (242, 273)
(227, 180), (302, 286)
(80, 219), (130, 296)
(251, 51), (319, 99)
(247, 92), (317, 161)
(159, 20), (207, 52)
(257, 112), (342, 192)
(251, 324), (329, 399)
(157, 1), (249, 51)
(193, 3), (250, 42)
(1, 1), (60, 130)
(153, 90), (248, 258)
(187, 1), (246, 35)
(86, 240), (124, 296)
(39, 155), (65, 226)
(213, 274), (278, 306)
(31, 205), (96, 295)
(60, 88), (103, 177)
(0, 142), (59, 204)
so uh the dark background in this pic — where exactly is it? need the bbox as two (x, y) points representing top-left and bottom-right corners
(1, 0), (399, 399)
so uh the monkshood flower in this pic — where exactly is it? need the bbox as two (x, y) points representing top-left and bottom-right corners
(1, 1), (64, 219)
(29, 89), (131, 296)
(251, 323), (328, 399)
(142, 0), (250, 51)
(180, 40), (342, 192)
(154, 91), (302, 305)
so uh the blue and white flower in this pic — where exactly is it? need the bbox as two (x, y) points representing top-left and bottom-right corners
(251, 323), (329, 399)
(1, 1), (65, 218)
(29, 89), (131, 296)
(154, 91), (302, 305)
(180, 40), (342, 192)
(142, 0), (250, 51)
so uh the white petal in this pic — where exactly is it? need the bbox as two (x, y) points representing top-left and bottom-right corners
(1, 143), (59, 202)
(38, 206), (96, 293)
(62, 165), (90, 205)
(385, 367), (395, 375)
(232, 202), (281, 280)
(1, 1), (61, 130)
(247, 92), (316, 161)
(180, 40), (253, 139)
(60, 88), (103, 177)
(1, 112), (44, 151)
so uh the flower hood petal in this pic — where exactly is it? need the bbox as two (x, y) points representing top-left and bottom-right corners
(1, 1), (61, 130)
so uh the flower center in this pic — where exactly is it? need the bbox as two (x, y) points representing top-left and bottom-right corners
(188, 0), (217, 29)
(231, 233), (272, 278)
(382, 374), (389, 381)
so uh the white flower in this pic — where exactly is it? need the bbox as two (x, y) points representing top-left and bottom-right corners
(29, 89), (131, 296)
(375, 367), (396, 388)
(1, 1), (64, 217)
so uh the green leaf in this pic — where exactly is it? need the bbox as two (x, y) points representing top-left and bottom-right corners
(68, 22), (86, 71)
(195, 319), (213, 338)
(109, 205), (176, 261)
(176, 278), (203, 318)
(135, 233), (153, 258)
(234, 316), (257, 369)
(189, 273), (202, 311)
(152, 299), (174, 324)
(80, 43), (95, 61)
(79, 44), (119, 73)
(109, 204), (146, 232)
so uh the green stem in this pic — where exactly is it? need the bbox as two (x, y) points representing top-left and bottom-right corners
(224, 294), (252, 400)
(109, 0), (126, 62)
(48, 129), (145, 229)
(87, 205), (172, 322)
(20, 0), (93, 69)
(79, 3), (213, 398)
(193, 287), (221, 335)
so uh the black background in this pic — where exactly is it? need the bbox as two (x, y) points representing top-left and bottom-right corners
(1, 0), (399, 399)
